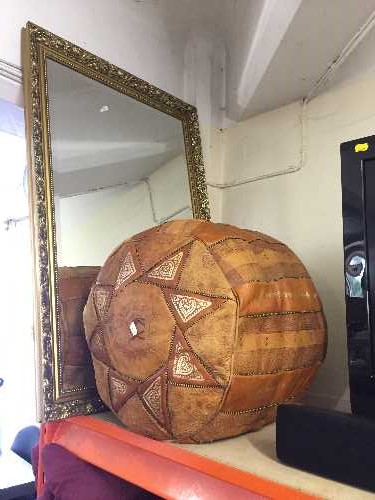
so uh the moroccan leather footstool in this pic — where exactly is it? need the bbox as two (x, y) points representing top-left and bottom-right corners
(84, 220), (327, 443)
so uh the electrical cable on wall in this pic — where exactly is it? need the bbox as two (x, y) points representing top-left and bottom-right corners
(207, 8), (375, 190)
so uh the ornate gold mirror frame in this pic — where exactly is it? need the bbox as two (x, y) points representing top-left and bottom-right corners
(22, 22), (210, 421)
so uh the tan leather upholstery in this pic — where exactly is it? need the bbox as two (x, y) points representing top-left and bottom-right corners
(83, 221), (327, 443)
(58, 266), (100, 390)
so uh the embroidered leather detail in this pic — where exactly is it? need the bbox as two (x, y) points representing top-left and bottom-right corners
(94, 287), (111, 321)
(143, 376), (162, 419)
(112, 377), (128, 396)
(90, 327), (111, 366)
(168, 329), (218, 386)
(109, 374), (136, 411)
(115, 252), (136, 289)
(148, 252), (184, 281)
(171, 294), (212, 322)
(173, 342), (204, 381)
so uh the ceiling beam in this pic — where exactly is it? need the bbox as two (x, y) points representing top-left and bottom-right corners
(235, 0), (303, 120)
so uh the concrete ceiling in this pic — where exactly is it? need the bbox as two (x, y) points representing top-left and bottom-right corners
(148, 0), (375, 121)
(237, 0), (375, 119)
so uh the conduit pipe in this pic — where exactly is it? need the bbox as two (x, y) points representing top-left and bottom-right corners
(207, 9), (375, 190)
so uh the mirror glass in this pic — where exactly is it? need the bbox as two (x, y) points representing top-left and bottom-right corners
(47, 59), (192, 268)
(46, 58), (195, 402)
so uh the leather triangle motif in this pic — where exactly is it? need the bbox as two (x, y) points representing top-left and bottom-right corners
(109, 372), (137, 412)
(163, 288), (226, 331)
(142, 376), (163, 421)
(115, 252), (137, 290)
(168, 330), (217, 386)
(147, 251), (184, 281)
(171, 293), (212, 322)
(93, 286), (112, 321)
(139, 371), (169, 428)
(90, 327), (112, 366)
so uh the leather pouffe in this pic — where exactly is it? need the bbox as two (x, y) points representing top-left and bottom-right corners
(83, 220), (327, 443)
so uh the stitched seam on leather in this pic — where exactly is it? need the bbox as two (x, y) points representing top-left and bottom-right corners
(134, 238), (194, 276)
(241, 309), (323, 318)
(241, 275), (311, 283)
(193, 285), (240, 440)
(138, 280), (234, 300)
(128, 393), (171, 439)
(236, 341), (325, 353)
(205, 237), (287, 250)
(176, 238), (234, 298)
(220, 396), (296, 415)
(138, 389), (170, 435)
(234, 359), (323, 377)
(179, 330), (224, 386)
(167, 381), (223, 389)
(109, 366), (143, 384)
(167, 382), (224, 439)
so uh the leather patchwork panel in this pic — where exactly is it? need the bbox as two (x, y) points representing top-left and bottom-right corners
(178, 241), (234, 298)
(62, 365), (96, 391)
(194, 407), (277, 443)
(168, 384), (224, 439)
(118, 393), (171, 440)
(234, 327), (326, 375)
(115, 252), (137, 288)
(185, 301), (237, 384)
(236, 278), (321, 316)
(109, 371), (138, 412)
(105, 282), (175, 380)
(238, 311), (326, 334)
(92, 358), (111, 409)
(222, 366), (318, 412)
(135, 233), (193, 272)
(211, 238), (306, 287)
(97, 241), (140, 287)
(88, 327), (112, 367)
(82, 293), (98, 344)
(93, 285), (112, 322)
(192, 222), (262, 246)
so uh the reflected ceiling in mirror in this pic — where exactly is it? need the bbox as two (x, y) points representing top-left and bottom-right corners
(23, 22), (209, 422)
(47, 59), (192, 267)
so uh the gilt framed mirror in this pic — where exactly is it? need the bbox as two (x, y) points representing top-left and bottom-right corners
(22, 22), (210, 421)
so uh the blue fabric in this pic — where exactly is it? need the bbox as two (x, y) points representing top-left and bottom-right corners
(0, 98), (24, 137)
(11, 426), (40, 464)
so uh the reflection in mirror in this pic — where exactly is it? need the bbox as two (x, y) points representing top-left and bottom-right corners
(47, 59), (192, 267)
(346, 249), (366, 298)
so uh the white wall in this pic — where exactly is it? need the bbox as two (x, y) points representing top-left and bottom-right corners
(221, 72), (375, 411)
(1, 0), (184, 98)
